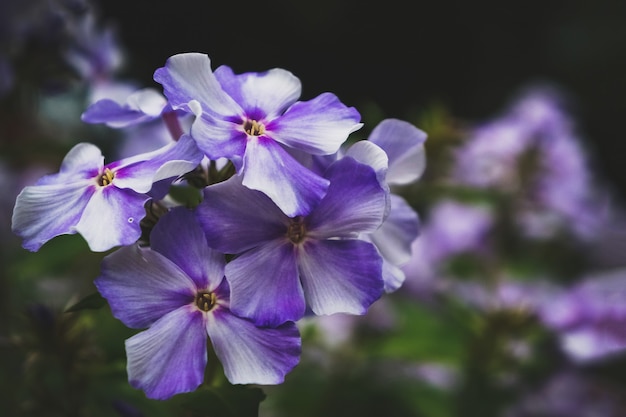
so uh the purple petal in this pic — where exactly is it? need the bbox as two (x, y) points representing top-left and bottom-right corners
(308, 157), (388, 238)
(75, 186), (147, 251)
(343, 140), (389, 184)
(226, 240), (305, 326)
(214, 65), (301, 119)
(113, 135), (203, 193)
(242, 136), (329, 217)
(369, 194), (420, 266)
(81, 101), (152, 128)
(150, 207), (225, 290)
(190, 115), (248, 160)
(153, 52), (242, 118)
(368, 118), (427, 185)
(381, 258), (406, 293)
(12, 180), (94, 251)
(207, 309), (301, 384)
(95, 244), (196, 328)
(270, 92), (362, 155)
(298, 239), (384, 316)
(197, 175), (287, 254)
(126, 307), (207, 400)
(81, 88), (167, 128)
(36, 143), (103, 184)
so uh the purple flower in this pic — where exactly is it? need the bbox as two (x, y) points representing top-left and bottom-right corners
(401, 200), (494, 297)
(196, 156), (387, 326)
(95, 208), (301, 400)
(154, 52), (363, 217)
(540, 268), (626, 362)
(452, 85), (606, 240)
(12, 135), (202, 252)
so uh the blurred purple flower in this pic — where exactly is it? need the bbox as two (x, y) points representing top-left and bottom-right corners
(401, 200), (494, 296)
(95, 208), (301, 400)
(453, 85), (607, 240)
(540, 268), (626, 363)
(504, 370), (626, 417)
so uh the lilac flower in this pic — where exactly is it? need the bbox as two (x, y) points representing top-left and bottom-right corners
(196, 156), (388, 326)
(539, 268), (626, 362)
(12, 135), (202, 252)
(95, 208), (301, 400)
(154, 52), (363, 217)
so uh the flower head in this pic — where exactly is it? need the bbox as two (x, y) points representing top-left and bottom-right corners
(12, 135), (202, 252)
(154, 52), (363, 216)
(196, 156), (388, 326)
(95, 207), (301, 400)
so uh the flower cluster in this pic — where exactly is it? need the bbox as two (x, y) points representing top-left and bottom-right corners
(11, 52), (426, 399)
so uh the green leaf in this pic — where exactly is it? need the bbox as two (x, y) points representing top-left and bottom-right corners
(65, 292), (107, 313)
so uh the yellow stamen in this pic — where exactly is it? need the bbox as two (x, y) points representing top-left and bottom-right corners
(244, 119), (266, 136)
(195, 291), (217, 312)
(98, 168), (115, 186)
(287, 216), (306, 244)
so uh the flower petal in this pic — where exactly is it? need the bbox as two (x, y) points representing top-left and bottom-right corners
(95, 244), (196, 328)
(343, 140), (389, 184)
(126, 307), (207, 400)
(226, 240), (305, 326)
(308, 157), (388, 238)
(298, 239), (384, 316)
(369, 194), (420, 266)
(207, 309), (301, 385)
(36, 143), (103, 184)
(153, 52), (242, 118)
(242, 136), (329, 217)
(269, 92), (362, 155)
(368, 118), (427, 185)
(112, 135), (203, 194)
(12, 180), (94, 251)
(197, 175), (287, 254)
(75, 186), (147, 251)
(150, 207), (225, 290)
(214, 65), (301, 119)
(381, 257), (406, 293)
(190, 115), (248, 161)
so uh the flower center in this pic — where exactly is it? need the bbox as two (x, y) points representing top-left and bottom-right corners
(243, 119), (265, 136)
(98, 168), (115, 187)
(286, 216), (306, 244)
(195, 291), (217, 312)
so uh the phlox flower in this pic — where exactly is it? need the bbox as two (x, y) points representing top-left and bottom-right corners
(12, 135), (202, 252)
(196, 156), (388, 327)
(154, 52), (363, 217)
(95, 208), (301, 400)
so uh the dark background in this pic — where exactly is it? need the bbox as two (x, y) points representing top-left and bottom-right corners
(98, 0), (626, 200)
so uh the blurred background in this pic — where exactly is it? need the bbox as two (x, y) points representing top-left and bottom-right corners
(2, 0), (626, 416)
